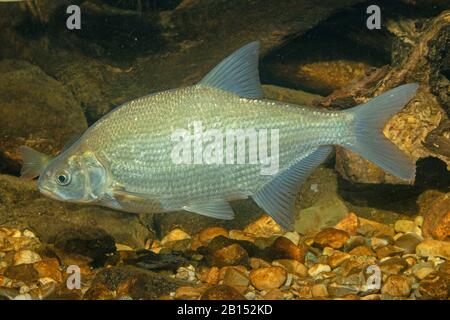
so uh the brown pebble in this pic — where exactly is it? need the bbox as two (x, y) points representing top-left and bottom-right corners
(175, 285), (208, 300)
(213, 243), (248, 266)
(243, 216), (282, 238)
(381, 275), (411, 297)
(249, 267), (287, 291)
(349, 245), (376, 257)
(200, 285), (246, 300)
(198, 227), (229, 243)
(328, 251), (351, 269)
(334, 213), (359, 235)
(416, 239), (450, 259)
(272, 259), (308, 276)
(33, 258), (63, 283)
(314, 228), (350, 249)
(376, 245), (404, 259)
(418, 275), (449, 299)
(267, 236), (306, 262)
(422, 193), (450, 240)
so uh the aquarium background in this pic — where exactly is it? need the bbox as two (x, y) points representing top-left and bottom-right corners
(0, 0), (449, 300)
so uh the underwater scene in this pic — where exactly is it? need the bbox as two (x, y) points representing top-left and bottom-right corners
(0, 0), (449, 303)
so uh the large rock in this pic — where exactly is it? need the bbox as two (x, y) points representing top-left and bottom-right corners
(0, 174), (153, 248)
(0, 60), (87, 175)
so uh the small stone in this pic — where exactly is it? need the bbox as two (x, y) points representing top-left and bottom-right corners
(376, 245), (404, 259)
(378, 257), (408, 275)
(283, 232), (300, 246)
(422, 193), (450, 240)
(13, 250), (41, 265)
(327, 282), (358, 297)
(198, 227), (228, 243)
(394, 233), (422, 254)
(394, 220), (416, 233)
(412, 264), (435, 280)
(267, 236), (306, 262)
(249, 267), (287, 291)
(175, 285), (207, 300)
(161, 228), (191, 245)
(249, 258), (271, 269)
(335, 213), (359, 235)
(416, 240), (450, 259)
(200, 267), (220, 285)
(14, 294), (32, 300)
(115, 243), (134, 251)
(229, 230), (255, 243)
(414, 216), (424, 227)
(263, 288), (285, 300)
(244, 215), (282, 238)
(349, 246), (376, 257)
(200, 285), (246, 300)
(358, 218), (395, 237)
(23, 230), (36, 238)
(223, 267), (250, 288)
(328, 251), (351, 269)
(272, 259), (308, 276)
(311, 283), (328, 298)
(418, 275), (448, 299)
(4, 264), (39, 282)
(381, 275), (411, 297)
(33, 258), (63, 283)
(370, 235), (394, 250)
(314, 228), (350, 249)
(308, 264), (331, 277)
(213, 243), (248, 266)
(83, 283), (115, 300)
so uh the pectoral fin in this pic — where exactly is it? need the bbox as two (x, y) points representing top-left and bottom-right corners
(183, 199), (235, 220)
(19, 146), (51, 180)
(253, 146), (333, 231)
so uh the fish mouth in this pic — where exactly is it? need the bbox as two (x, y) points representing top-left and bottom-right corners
(39, 187), (61, 201)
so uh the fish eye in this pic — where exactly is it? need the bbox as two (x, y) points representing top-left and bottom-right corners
(56, 171), (71, 186)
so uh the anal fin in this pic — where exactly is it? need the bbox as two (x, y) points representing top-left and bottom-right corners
(253, 146), (333, 231)
(183, 199), (235, 220)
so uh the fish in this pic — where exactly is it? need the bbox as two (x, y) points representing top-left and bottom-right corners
(19, 41), (418, 230)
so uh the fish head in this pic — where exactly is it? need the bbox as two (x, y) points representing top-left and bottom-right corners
(38, 150), (107, 204)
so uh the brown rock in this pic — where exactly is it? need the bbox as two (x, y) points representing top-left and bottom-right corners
(418, 275), (448, 299)
(83, 283), (115, 300)
(422, 193), (450, 241)
(267, 236), (306, 262)
(249, 258), (271, 269)
(328, 251), (351, 269)
(416, 240), (450, 259)
(198, 227), (229, 243)
(311, 283), (329, 298)
(4, 264), (39, 282)
(381, 275), (411, 297)
(376, 245), (404, 259)
(244, 215), (282, 238)
(263, 288), (285, 300)
(13, 250), (41, 265)
(394, 220), (416, 233)
(175, 285), (208, 300)
(335, 213), (359, 235)
(229, 230), (255, 243)
(213, 243), (248, 266)
(199, 266), (220, 285)
(349, 246), (376, 257)
(249, 267), (287, 290)
(33, 258), (63, 282)
(378, 257), (408, 275)
(223, 267), (250, 288)
(200, 285), (246, 300)
(394, 233), (422, 254)
(358, 218), (395, 237)
(308, 264), (331, 277)
(272, 259), (308, 276)
(161, 228), (191, 246)
(314, 228), (350, 249)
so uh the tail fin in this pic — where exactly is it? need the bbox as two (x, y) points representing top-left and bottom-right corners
(19, 146), (51, 180)
(344, 84), (419, 181)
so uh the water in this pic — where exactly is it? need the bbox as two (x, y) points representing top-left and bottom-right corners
(0, 0), (449, 301)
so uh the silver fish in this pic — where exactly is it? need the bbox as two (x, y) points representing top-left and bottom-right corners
(20, 41), (418, 230)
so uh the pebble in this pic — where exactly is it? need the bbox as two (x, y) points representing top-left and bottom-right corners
(198, 227), (229, 243)
(263, 288), (285, 300)
(13, 250), (41, 266)
(249, 267), (287, 291)
(375, 245), (404, 259)
(268, 236), (306, 262)
(422, 193), (450, 240)
(175, 285), (207, 300)
(314, 228), (350, 249)
(370, 235), (393, 250)
(161, 228), (191, 245)
(243, 216), (282, 238)
(381, 275), (411, 297)
(223, 267), (250, 288)
(33, 258), (63, 282)
(418, 275), (448, 299)
(394, 220), (416, 233)
(283, 232), (300, 246)
(272, 259), (308, 276)
(412, 263), (435, 280)
(327, 251), (351, 269)
(229, 230), (255, 243)
(200, 285), (246, 300)
(416, 240), (450, 259)
(311, 283), (328, 298)
(199, 267), (220, 285)
(394, 233), (422, 254)
(349, 245), (376, 257)
(308, 264), (331, 277)
(334, 212), (359, 235)
(213, 243), (248, 266)
(358, 218), (395, 237)
(249, 257), (271, 269)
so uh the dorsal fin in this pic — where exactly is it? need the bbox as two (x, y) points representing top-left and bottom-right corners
(199, 41), (263, 99)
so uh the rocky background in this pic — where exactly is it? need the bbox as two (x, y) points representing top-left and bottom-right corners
(0, 0), (449, 300)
